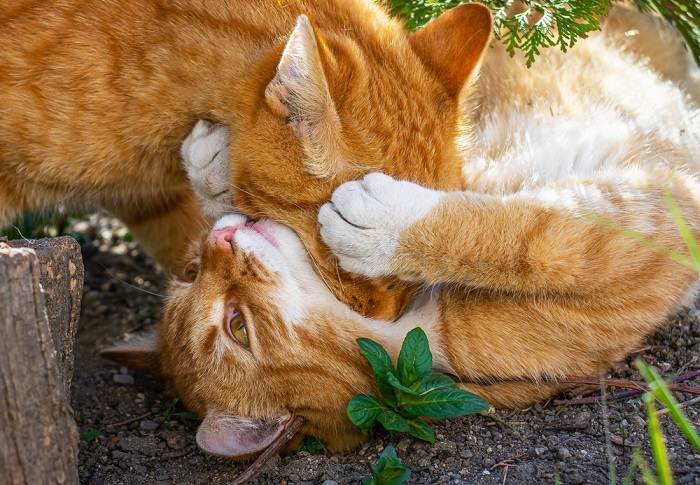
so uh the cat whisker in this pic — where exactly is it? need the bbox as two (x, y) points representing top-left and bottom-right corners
(303, 244), (337, 297)
(95, 262), (167, 298)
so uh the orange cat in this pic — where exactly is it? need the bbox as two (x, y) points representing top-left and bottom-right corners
(0, 0), (490, 318)
(105, 6), (700, 455)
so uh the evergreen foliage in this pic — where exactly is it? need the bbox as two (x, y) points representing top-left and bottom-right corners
(389, 0), (700, 67)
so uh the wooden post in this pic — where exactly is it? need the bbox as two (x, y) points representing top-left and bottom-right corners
(0, 238), (83, 485)
(7, 237), (84, 393)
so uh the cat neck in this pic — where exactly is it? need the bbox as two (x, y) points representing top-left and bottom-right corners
(307, 286), (454, 374)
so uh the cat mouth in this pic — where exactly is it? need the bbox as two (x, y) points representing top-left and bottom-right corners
(247, 220), (278, 248)
(212, 214), (280, 251)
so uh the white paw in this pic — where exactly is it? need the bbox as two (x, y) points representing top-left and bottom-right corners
(318, 172), (443, 278)
(181, 120), (234, 219)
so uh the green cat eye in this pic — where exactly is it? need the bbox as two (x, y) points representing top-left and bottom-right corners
(227, 312), (249, 348)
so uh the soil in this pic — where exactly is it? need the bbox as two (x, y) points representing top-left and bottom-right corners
(72, 214), (700, 485)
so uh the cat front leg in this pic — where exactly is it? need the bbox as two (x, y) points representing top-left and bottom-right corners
(318, 172), (444, 277)
(181, 120), (234, 219)
(321, 170), (700, 299)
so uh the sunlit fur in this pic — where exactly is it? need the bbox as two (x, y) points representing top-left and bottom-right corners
(105, 6), (700, 453)
(0, 1), (489, 315)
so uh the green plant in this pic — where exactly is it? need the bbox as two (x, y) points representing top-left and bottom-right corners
(389, 0), (700, 68)
(299, 436), (326, 454)
(362, 445), (411, 485)
(599, 198), (700, 484)
(618, 358), (700, 484)
(159, 398), (200, 426)
(347, 327), (489, 443)
(81, 429), (101, 443)
(644, 391), (672, 485)
(1, 211), (80, 240)
(637, 358), (700, 452)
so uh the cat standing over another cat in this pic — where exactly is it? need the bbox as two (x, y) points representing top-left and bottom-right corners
(0, 0), (492, 318)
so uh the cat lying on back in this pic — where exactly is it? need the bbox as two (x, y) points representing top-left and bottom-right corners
(1, 0), (492, 319)
(105, 6), (700, 455)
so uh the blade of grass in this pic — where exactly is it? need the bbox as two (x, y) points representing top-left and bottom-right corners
(644, 394), (672, 485)
(625, 450), (658, 485)
(637, 358), (700, 452)
(586, 213), (698, 272)
(622, 454), (638, 485)
(637, 455), (658, 485)
(665, 193), (700, 270)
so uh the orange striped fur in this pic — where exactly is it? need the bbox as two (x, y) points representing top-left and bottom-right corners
(0, 1), (490, 318)
(105, 6), (700, 455)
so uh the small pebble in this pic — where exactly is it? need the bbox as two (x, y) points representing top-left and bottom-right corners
(557, 447), (571, 459)
(140, 420), (159, 431)
(112, 374), (134, 385)
(535, 446), (547, 456)
(396, 438), (411, 454)
(163, 432), (187, 450)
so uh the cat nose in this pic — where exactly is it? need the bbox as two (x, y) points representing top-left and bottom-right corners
(209, 226), (238, 249)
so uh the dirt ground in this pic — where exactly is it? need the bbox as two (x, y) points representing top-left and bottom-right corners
(71, 215), (700, 484)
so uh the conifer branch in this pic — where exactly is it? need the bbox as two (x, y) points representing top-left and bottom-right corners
(390, 0), (700, 67)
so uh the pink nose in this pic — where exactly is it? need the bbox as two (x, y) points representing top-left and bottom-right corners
(209, 226), (237, 249)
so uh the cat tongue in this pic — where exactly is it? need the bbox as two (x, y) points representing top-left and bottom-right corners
(250, 221), (278, 247)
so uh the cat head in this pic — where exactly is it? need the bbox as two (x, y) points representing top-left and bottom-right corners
(214, 3), (492, 320)
(104, 214), (402, 455)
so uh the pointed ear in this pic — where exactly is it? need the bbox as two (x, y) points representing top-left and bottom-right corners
(196, 410), (291, 459)
(100, 330), (160, 373)
(265, 15), (344, 179)
(409, 3), (492, 98)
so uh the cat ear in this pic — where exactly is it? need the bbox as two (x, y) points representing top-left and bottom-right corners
(196, 410), (291, 459)
(265, 15), (344, 179)
(100, 330), (160, 373)
(409, 3), (492, 98)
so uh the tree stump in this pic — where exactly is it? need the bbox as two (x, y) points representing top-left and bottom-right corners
(0, 238), (83, 485)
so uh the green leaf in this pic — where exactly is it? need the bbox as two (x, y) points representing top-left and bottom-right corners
(81, 429), (101, 443)
(406, 418), (436, 443)
(357, 338), (398, 406)
(299, 436), (326, 454)
(364, 445), (411, 485)
(377, 410), (410, 433)
(397, 327), (433, 388)
(347, 395), (387, 429)
(418, 373), (458, 393)
(387, 372), (419, 395)
(400, 386), (490, 419)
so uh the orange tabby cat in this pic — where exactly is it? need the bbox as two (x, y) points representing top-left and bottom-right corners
(0, 0), (490, 318)
(105, 6), (700, 455)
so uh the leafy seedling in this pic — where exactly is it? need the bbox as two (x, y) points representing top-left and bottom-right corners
(159, 398), (200, 427)
(362, 445), (411, 485)
(81, 429), (101, 443)
(347, 327), (489, 443)
(299, 436), (326, 454)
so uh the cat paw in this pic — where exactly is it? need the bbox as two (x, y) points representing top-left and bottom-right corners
(181, 120), (234, 219)
(318, 172), (443, 278)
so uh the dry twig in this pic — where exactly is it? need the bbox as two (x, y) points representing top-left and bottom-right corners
(231, 416), (306, 485)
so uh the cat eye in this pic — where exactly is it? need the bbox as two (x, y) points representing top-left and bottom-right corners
(226, 311), (249, 348)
